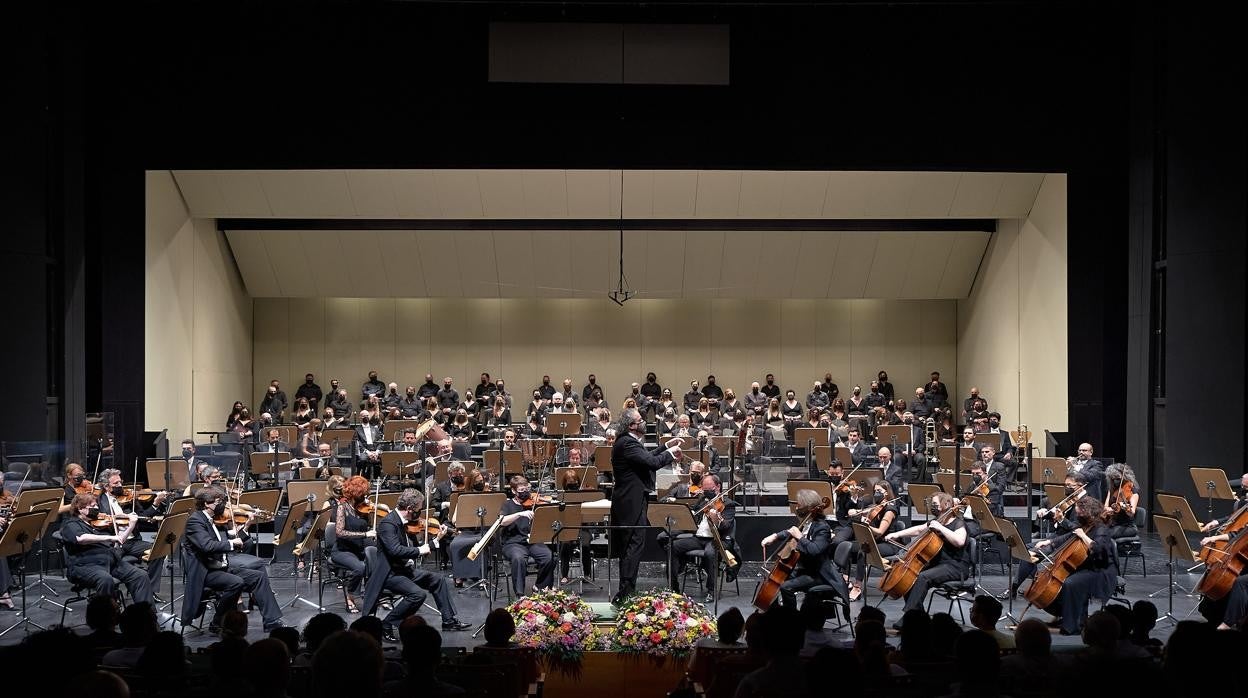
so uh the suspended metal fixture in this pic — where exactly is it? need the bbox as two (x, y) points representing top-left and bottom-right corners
(608, 171), (634, 306)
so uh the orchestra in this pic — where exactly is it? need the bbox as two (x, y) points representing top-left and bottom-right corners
(8, 365), (1238, 658)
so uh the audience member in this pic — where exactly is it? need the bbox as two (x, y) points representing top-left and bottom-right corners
(243, 637), (291, 698)
(1000, 618), (1059, 696)
(136, 631), (187, 681)
(295, 612), (347, 666)
(483, 607), (517, 647)
(269, 625), (301, 658)
(945, 629), (1001, 697)
(84, 595), (123, 657)
(798, 595), (835, 657)
(734, 607), (810, 697)
(1102, 603), (1151, 659)
(930, 612), (963, 658)
(889, 608), (935, 666)
(854, 620), (906, 678)
(313, 631), (383, 698)
(386, 620), (465, 698)
(67, 670), (131, 698)
(1129, 600), (1163, 654)
(101, 602), (158, 668)
(969, 595), (1015, 650)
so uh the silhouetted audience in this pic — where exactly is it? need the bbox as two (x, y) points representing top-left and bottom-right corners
(136, 631), (187, 681)
(890, 608), (935, 667)
(941, 629), (1001, 697)
(385, 620), (464, 698)
(1130, 600), (1163, 654)
(313, 631), (383, 698)
(269, 625), (301, 657)
(1000, 618), (1059, 696)
(970, 595), (1015, 650)
(294, 612), (347, 666)
(242, 637), (290, 698)
(84, 595), (123, 658)
(102, 602), (158, 668)
(734, 607), (809, 697)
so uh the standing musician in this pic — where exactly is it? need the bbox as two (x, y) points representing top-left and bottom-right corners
(884, 491), (970, 623)
(610, 408), (681, 604)
(1102, 463), (1140, 538)
(834, 480), (902, 602)
(1065, 443), (1105, 501)
(759, 489), (847, 608)
(60, 493), (154, 605)
(180, 487), (284, 632)
(331, 475), (377, 614)
(94, 468), (168, 585)
(668, 474), (740, 603)
(362, 488), (471, 640)
(1027, 496), (1115, 635)
(497, 475), (557, 597)
(999, 472), (1086, 599)
(355, 410), (385, 475)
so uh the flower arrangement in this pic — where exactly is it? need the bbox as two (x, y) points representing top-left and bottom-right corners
(612, 589), (717, 657)
(506, 588), (596, 665)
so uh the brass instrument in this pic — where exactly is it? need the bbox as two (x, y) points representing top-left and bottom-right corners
(1013, 424), (1030, 465)
(925, 416), (937, 459)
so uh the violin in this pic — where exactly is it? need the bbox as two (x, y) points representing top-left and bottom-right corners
(406, 515), (455, 539)
(354, 498), (392, 517)
(521, 493), (556, 508)
(213, 503), (274, 527)
(73, 480), (96, 495)
(835, 479), (865, 495)
(1104, 481), (1135, 520)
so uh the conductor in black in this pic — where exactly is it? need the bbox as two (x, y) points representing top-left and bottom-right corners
(610, 407), (682, 604)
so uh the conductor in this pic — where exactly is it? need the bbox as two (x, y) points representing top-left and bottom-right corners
(610, 407), (681, 604)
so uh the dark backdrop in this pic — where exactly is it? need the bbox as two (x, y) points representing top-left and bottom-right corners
(4, 1), (1242, 510)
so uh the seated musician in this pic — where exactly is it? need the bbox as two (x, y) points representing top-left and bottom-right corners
(1102, 463), (1140, 537)
(429, 462), (486, 570)
(1198, 500), (1248, 629)
(999, 472), (1086, 599)
(183, 464), (223, 497)
(59, 461), (90, 515)
(669, 474), (740, 603)
(834, 480), (901, 602)
(884, 491), (970, 624)
(180, 488), (283, 632)
(93, 468), (167, 585)
(824, 460), (857, 548)
(667, 461), (708, 500)
(970, 447), (1007, 517)
(1199, 473), (1248, 534)
(445, 469), (493, 587)
(362, 488), (471, 639)
(875, 447), (906, 502)
(1028, 496), (1115, 635)
(759, 489), (848, 609)
(497, 476), (556, 597)
(556, 468), (593, 584)
(331, 475), (377, 614)
(842, 428), (871, 466)
(61, 493), (154, 605)
(782, 390), (804, 440)
(502, 429), (520, 450)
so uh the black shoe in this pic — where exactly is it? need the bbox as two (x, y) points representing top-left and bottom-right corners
(263, 621), (286, 632)
(725, 567), (739, 583)
(1045, 618), (1063, 628)
(1059, 628), (1080, 636)
(382, 626), (399, 643)
(152, 593), (166, 604)
(995, 588), (1016, 601)
(442, 619), (472, 631)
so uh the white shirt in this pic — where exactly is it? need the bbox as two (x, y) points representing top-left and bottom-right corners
(204, 510), (228, 567)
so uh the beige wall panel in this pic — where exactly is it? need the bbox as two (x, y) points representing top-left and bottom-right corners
(145, 172), (194, 438)
(958, 221), (1021, 424)
(394, 298), (432, 383)
(285, 298), (326, 383)
(694, 170), (741, 218)
(478, 170), (525, 218)
(780, 172), (829, 218)
(259, 170), (354, 218)
(303, 232), (354, 297)
(1017, 175), (1068, 431)
(323, 298), (364, 393)
(522, 170), (569, 219)
(262, 230), (317, 297)
(193, 369), (252, 436)
(415, 231), (463, 297)
(778, 299), (817, 393)
(813, 301), (853, 388)
(566, 170), (613, 219)
(252, 298), (291, 404)
(225, 232), (280, 298)
(669, 300), (714, 394)
(847, 300), (892, 389)
(949, 173), (1004, 218)
(826, 234), (877, 297)
(358, 299), (398, 386)
(193, 220), (253, 374)
(337, 231), (391, 298)
(459, 300), (503, 384)
(683, 231), (725, 299)
(718, 231), (763, 297)
(493, 231), (536, 297)
(650, 171), (697, 218)
(821, 172), (871, 218)
(737, 171), (784, 218)
(569, 299), (640, 403)
(638, 299), (690, 391)
(345, 170), (400, 218)
(918, 300), (959, 397)
(743, 301), (784, 387)
(708, 299), (751, 393)
(641, 230), (686, 298)
(391, 170), (442, 218)
(428, 300), (469, 385)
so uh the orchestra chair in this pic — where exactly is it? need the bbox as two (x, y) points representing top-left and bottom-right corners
(680, 547), (741, 598)
(1114, 507), (1147, 576)
(317, 523), (354, 612)
(975, 530), (1007, 576)
(807, 584), (855, 637)
(926, 538), (978, 624)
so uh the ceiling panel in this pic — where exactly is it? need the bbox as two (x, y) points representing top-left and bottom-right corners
(375, 230), (428, 297)
(949, 172), (1005, 217)
(345, 170), (400, 218)
(821, 171), (871, 218)
(216, 171), (273, 217)
(901, 233), (956, 298)
(826, 233), (878, 297)
(753, 231), (802, 299)
(477, 170), (525, 218)
(301, 231), (354, 297)
(259, 170), (355, 218)
(694, 170), (741, 218)
(259, 230), (316, 297)
(862, 232), (914, 299)
(522, 170), (569, 218)
(716, 231), (763, 297)
(224, 231), (280, 297)
(938, 232), (991, 297)
(994, 173), (1046, 218)
(566, 170), (614, 218)
(780, 172), (829, 218)
(906, 173), (961, 217)
(791, 231), (841, 298)
(737, 171), (784, 218)
(682, 230), (724, 299)
(621, 170), (653, 218)
(337, 230), (391, 297)
(863, 172), (917, 219)
(172, 171), (227, 217)
(455, 230), (500, 298)
(568, 229), (614, 298)
(492, 231), (536, 298)
(534, 230), (576, 297)
(433, 170), (484, 218)
(391, 170), (442, 217)
(641, 230), (685, 298)
(650, 171), (698, 218)
(415, 230), (463, 296)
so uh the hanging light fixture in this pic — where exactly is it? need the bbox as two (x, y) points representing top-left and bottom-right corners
(608, 170), (634, 306)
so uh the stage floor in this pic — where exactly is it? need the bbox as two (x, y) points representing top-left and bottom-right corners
(0, 531), (1201, 650)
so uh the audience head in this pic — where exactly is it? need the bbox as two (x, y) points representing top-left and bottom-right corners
(1131, 600), (1158, 639)
(716, 607), (745, 645)
(118, 602), (158, 647)
(269, 625), (300, 657)
(137, 631), (186, 679)
(67, 670), (130, 698)
(221, 609), (249, 641)
(758, 606), (804, 659)
(303, 612), (348, 654)
(970, 594), (1004, 632)
(898, 609), (934, 659)
(483, 608), (516, 647)
(400, 620), (444, 671)
(799, 594), (828, 632)
(930, 612), (963, 655)
(1081, 611), (1120, 653)
(243, 637), (290, 695)
(955, 630), (1001, 684)
(86, 594), (121, 633)
(349, 616), (386, 646)
(1013, 618), (1051, 658)
(312, 631), (383, 698)
(1102, 603), (1134, 640)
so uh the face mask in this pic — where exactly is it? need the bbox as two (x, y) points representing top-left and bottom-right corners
(444, 383), (452, 389)
(450, 475), (466, 486)
(183, 448), (194, 457)
(472, 481), (485, 492)
(542, 380), (550, 386)
(213, 501), (227, 518)
(752, 388), (759, 394)
(873, 493), (885, 504)
(86, 507), (100, 520)
(514, 488), (531, 500)
(73, 475), (85, 486)
(829, 474), (842, 484)
(111, 486), (125, 497)
(407, 392), (415, 398)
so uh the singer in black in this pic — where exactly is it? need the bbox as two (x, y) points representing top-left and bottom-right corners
(180, 487), (284, 632)
(498, 476), (556, 597)
(610, 408), (681, 604)
(61, 493), (153, 605)
(361, 488), (471, 640)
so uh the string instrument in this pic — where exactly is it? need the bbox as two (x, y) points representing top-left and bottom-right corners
(856, 496), (903, 525)
(1199, 502), (1248, 563)
(73, 479), (95, 496)
(87, 513), (155, 529)
(213, 503), (273, 527)
(1104, 481), (1135, 521)
(406, 515), (455, 541)
(752, 496), (831, 610)
(354, 498), (392, 518)
(698, 485), (742, 570)
(970, 474), (991, 497)
(878, 502), (968, 599)
(1023, 527), (1092, 608)
(1038, 485), (1086, 522)
(1197, 529), (1248, 600)
(520, 493), (556, 508)
(693, 483), (743, 517)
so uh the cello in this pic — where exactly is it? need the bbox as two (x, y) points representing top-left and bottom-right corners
(878, 501), (968, 599)
(752, 496), (831, 610)
(1022, 527), (1091, 609)
(1199, 502), (1248, 564)
(1196, 528), (1248, 600)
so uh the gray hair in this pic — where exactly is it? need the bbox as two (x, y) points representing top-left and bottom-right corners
(620, 408), (643, 431)
(396, 488), (424, 512)
(98, 468), (121, 486)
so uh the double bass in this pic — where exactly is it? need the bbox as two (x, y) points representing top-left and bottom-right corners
(878, 501), (967, 599)
(752, 496), (831, 610)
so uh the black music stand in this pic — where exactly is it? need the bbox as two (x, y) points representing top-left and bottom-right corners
(1190, 467), (1237, 519)
(288, 509), (332, 612)
(146, 512), (190, 628)
(647, 503), (697, 595)
(544, 414), (582, 489)
(852, 522), (890, 608)
(1153, 515), (1198, 625)
(532, 502), (582, 590)
(454, 493), (507, 597)
(0, 512), (49, 637)
(10, 490), (60, 598)
(993, 517), (1031, 625)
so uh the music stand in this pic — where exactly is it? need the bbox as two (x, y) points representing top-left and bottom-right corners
(147, 458), (190, 492)
(384, 419), (421, 442)
(380, 452), (422, 484)
(1153, 515), (1200, 625)
(555, 467), (598, 491)
(963, 495), (1004, 596)
(993, 517), (1032, 624)
(483, 450), (525, 479)
(145, 511), (190, 628)
(544, 413), (582, 436)
(239, 487), (282, 524)
(288, 509), (331, 611)
(976, 433), (1003, 452)
(530, 503), (583, 589)
(935, 471), (974, 495)
(592, 446), (614, 475)
(0, 511), (50, 637)
(561, 490), (607, 505)
(794, 428), (829, 449)
(298, 466), (342, 480)
(452, 493), (507, 597)
(938, 446), (978, 474)
(164, 495), (197, 518)
(1155, 493), (1206, 533)
(907, 484), (943, 520)
(22, 500), (61, 601)
(1190, 467), (1237, 518)
(647, 502), (697, 593)
(249, 451), (290, 480)
(12, 488), (61, 514)
(276, 495), (315, 550)
(1031, 457), (1068, 485)
(851, 522), (891, 608)
(785, 480), (833, 515)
